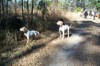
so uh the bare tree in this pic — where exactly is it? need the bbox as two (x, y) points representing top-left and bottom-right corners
(21, 0), (25, 25)
(2, 0), (4, 15)
(31, 0), (34, 20)
(27, 0), (29, 15)
(6, 0), (8, 15)
(15, 0), (17, 16)
(0, 1), (1, 15)
(22, 0), (23, 17)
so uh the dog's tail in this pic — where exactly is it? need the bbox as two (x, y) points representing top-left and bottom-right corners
(69, 24), (72, 28)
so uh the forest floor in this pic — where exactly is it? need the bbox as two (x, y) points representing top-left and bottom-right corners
(0, 16), (100, 66)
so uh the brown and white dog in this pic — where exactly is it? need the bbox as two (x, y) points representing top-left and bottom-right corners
(20, 27), (39, 43)
(57, 21), (71, 38)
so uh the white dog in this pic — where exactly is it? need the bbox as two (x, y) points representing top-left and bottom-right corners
(57, 21), (71, 38)
(20, 27), (39, 43)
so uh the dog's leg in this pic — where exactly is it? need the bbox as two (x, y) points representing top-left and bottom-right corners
(27, 39), (29, 44)
(26, 36), (29, 44)
(62, 30), (65, 39)
(59, 30), (62, 38)
(67, 28), (69, 38)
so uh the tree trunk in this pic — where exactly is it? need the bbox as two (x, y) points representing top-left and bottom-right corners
(26, 0), (29, 28)
(6, 0), (8, 15)
(27, 0), (29, 15)
(2, 0), (4, 15)
(28, 0), (34, 28)
(0, 2), (1, 15)
(15, 0), (17, 16)
(31, 0), (34, 20)
(22, 0), (23, 17)
(21, 0), (26, 25)
(22, 0), (25, 25)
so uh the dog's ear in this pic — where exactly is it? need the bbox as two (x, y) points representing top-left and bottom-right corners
(20, 27), (24, 31)
(23, 27), (27, 32)
(57, 21), (63, 26)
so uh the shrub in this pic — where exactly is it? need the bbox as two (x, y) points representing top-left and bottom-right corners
(0, 30), (19, 51)
(32, 18), (54, 32)
(0, 17), (24, 30)
(75, 7), (81, 12)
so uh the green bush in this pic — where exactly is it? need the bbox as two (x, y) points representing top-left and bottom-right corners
(75, 7), (82, 12)
(96, 3), (100, 11)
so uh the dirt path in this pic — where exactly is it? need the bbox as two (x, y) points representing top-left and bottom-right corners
(3, 18), (100, 66)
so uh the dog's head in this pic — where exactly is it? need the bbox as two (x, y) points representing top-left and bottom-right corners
(20, 27), (28, 32)
(35, 31), (40, 36)
(56, 21), (63, 26)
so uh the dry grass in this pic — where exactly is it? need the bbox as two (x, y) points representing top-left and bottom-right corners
(1, 5), (100, 66)
(14, 4), (82, 23)
(4, 32), (100, 66)
(3, 18), (100, 66)
(0, 30), (58, 66)
(3, 35), (84, 66)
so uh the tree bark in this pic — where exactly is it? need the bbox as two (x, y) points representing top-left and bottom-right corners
(2, 0), (4, 15)
(0, 2), (1, 15)
(31, 0), (34, 20)
(27, 0), (29, 15)
(22, 0), (23, 17)
(22, 0), (25, 25)
(15, 0), (17, 16)
(6, 0), (8, 15)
